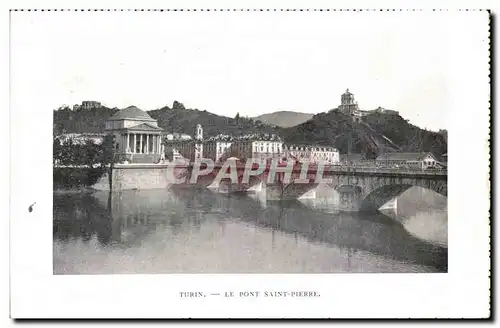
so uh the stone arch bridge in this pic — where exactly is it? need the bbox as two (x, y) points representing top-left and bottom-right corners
(173, 163), (447, 213)
(324, 170), (447, 212)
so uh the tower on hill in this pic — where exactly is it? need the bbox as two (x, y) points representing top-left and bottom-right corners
(339, 89), (360, 114)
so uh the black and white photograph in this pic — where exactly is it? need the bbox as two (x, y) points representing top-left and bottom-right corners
(9, 7), (490, 319)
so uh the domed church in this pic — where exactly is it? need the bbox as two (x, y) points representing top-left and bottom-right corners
(105, 106), (164, 163)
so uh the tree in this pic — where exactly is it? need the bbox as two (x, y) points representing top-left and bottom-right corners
(101, 134), (116, 167)
(84, 139), (100, 168)
(234, 112), (240, 124)
(61, 139), (74, 165)
(172, 101), (186, 110)
(53, 137), (62, 165)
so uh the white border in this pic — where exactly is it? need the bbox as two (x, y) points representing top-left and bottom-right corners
(7, 3), (491, 320)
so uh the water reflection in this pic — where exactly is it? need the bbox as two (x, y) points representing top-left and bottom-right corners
(53, 188), (447, 274)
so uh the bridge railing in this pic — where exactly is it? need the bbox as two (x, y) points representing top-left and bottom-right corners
(324, 165), (447, 175)
(177, 160), (447, 176)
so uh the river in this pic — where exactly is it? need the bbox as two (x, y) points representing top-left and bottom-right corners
(53, 187), (447, 274)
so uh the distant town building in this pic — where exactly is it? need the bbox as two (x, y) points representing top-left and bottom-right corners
(283, 145), (339, 165)
(56, 133), (105, 145)
(167, 126), (285, 163)
(165, 133), (192, 141)
(194, 124), (204, 160)
(73, 101), (102, 111)
(375, 152), (439, 169)
(204, 140), (235, 162)
(105, 105), (164, 164)
(167, 124), (341, 165)
(373, 106), (399, 115)
(201, 135), (284, 163)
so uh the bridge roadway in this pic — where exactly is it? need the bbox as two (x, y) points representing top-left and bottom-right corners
(175, 161), (447, 177)
(175, 163), (448, 183)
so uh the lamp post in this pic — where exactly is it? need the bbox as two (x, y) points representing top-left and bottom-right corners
(385, 139), (388, 168)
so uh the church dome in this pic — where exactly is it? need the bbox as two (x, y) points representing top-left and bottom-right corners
(108, 106), (156, 121)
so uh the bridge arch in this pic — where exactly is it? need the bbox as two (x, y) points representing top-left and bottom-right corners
(359, 181), (447, 213)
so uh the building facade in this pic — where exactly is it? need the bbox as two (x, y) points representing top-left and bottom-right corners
(56, 133), (105, 145)
(167, 127), (285, 163)
(283, 145), (340, 165)
(165, 133), (192, 141)
(166, 124), (341, 166)
(73, 101), (102, 111)
(339, 89), (360, 114)
(202, 138), (284, 163)
(375, 152), (438, 169)
(105, 106), (164, 164)
(373, 106), (399, 115)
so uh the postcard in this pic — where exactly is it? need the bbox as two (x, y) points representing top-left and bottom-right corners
(9, 8), (490, 319)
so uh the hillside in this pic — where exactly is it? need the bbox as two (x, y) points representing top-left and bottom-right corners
(53, 105), (119, 134)
(281, 111), (447, 159)
(53, 102), (279, 137)
(253, 111), (314, 128)
(53, 101), (447, 159)
(148, 104), (279, 137)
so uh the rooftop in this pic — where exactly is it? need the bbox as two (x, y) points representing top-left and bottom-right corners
(108, 106), (156, 121)
(375, 152), (435, 162)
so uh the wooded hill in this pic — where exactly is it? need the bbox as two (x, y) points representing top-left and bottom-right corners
(53, 101), (447, 159)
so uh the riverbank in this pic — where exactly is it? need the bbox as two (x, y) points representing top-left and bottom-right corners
(53, 166), (107, 190)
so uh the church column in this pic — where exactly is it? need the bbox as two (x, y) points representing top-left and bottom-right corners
(152, 135), (156, 153)
(133, 134), (137, 153)
(146, 134), (150, 153)
(140, 134), (143, 153)
(127, 133), (130, 153)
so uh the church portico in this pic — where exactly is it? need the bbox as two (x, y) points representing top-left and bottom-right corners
(105, 106), (164, 164)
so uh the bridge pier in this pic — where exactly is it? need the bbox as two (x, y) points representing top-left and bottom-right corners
(265, 183), (319, 201)
(337, 185), (363, 212)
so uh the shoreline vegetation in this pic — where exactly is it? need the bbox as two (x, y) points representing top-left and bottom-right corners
(53, 167), (107, 190)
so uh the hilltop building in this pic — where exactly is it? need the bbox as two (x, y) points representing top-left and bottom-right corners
(334, 90), (399, 122)
(105, 106), (164, 163)
(339, 89), (360, 114)
(73, 101), (102, 111)
(373, 106), (399, 115)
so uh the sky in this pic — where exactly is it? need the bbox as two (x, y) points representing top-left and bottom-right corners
(10, 10), (490, 131)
